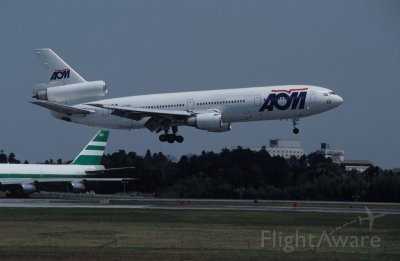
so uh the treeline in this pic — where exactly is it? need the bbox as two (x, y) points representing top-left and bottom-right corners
(1, 148), (399, 202)
(0, 151), (24, 164)
(102, 147), (400, 202)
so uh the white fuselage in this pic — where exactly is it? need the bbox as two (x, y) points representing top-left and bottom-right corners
(0, 164), (104, 180)
(52, 85), (343, 130)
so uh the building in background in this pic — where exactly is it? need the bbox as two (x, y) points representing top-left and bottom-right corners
(265, 139), (304, 159)
(341, 160), (373, 173)
(315, 143), (373, 173)
(316, 143), (345, 163)
(249, 141), (374, 173)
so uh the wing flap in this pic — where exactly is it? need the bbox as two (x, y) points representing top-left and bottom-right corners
(89, 104), (192, 120)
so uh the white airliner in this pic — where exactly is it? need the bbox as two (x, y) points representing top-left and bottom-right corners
(0, 130), (133, 197)
(31, 49), (343, 143)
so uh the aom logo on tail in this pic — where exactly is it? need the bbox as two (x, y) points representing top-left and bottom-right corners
(50, 69), (70, 80)
(259, 88), (308, 112)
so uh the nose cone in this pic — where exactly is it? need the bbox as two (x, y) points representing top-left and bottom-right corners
(332, 95), (343, 107)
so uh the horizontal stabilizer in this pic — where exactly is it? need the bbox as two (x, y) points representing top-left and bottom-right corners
(30, 100), (94, 115)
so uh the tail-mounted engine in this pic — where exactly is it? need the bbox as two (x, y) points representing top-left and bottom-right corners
(33, 81), (107, 103)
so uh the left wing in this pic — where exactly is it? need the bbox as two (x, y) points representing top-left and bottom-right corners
(89, 104), (192, 120)
(89, 104), (193, 132)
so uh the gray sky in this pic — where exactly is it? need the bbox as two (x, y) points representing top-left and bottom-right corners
(0, 0), (399, 168)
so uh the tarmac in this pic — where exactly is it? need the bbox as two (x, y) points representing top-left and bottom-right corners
(0, 197), (399, 215)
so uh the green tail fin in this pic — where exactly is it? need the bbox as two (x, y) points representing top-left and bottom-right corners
(71, 130), (109, 165)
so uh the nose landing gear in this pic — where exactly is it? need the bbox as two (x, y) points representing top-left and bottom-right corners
(159, 126), (184, 143)
(292, 118), (300, 134)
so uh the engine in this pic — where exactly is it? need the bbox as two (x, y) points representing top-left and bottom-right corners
(33, 81), (107, 103)
(67, 181), (87, 193)
(16, 183), (37, 194)
(209, 122), (231, 132)
(186, 113), (232, 132)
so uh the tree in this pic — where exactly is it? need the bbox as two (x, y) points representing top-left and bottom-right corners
(0, 150), (7, 163)
(8, 153), (20, 164)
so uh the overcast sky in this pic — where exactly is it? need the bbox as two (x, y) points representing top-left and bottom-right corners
(0, 0), (399, 168)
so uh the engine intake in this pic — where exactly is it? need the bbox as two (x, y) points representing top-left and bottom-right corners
(33, 81), (107, 103)
(186, 113), (231, 132)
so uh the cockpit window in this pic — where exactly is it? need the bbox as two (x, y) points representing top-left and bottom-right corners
(324, 91), (335, 96)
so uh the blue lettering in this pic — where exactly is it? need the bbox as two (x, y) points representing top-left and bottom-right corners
(50, 69), (70, 80)
(259, 91), (307, 112)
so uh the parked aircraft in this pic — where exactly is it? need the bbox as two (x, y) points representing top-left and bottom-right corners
(0, 130), (133, 197)
(31, 49), (343, 143)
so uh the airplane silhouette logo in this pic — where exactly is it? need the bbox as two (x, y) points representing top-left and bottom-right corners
(329, 206), (386, 236)
(358, 206), (386, 231)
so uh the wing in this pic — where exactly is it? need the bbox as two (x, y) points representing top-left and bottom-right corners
(0, 178), (134, 186)
(85, 166), (136, 175)
(31, 100), (94, 115)
(89, 104), (193, 132)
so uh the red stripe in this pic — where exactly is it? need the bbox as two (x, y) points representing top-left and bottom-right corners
(271, 88), (308, 94)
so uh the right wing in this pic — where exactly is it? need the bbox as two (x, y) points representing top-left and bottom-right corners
(85, 167), (136, 175)
(30, 100), (94, 115)
(0, 178), (134, 186)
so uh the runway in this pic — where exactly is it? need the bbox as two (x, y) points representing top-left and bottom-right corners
(0, 198), (399, 215)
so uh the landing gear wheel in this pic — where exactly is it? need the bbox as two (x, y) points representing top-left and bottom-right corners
(291, 118), (300, 135)
(167, 135), (175, 143)
(175, 135), (184, 143)
(158, 126), (185, 143)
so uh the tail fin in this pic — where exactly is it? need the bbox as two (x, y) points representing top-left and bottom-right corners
(35, 48), (86, 86)
(71, 130), (110, 165)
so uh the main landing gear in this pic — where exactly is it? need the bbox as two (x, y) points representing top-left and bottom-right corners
(159, 126), (184, 143)
(292, 118), (300, 134)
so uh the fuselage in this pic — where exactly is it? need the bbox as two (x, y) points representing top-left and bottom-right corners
(0, 164), (104, 180)
(53, 85), (342, 129)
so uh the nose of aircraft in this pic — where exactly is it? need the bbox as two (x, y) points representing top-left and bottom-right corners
(332, 94), (343, 107)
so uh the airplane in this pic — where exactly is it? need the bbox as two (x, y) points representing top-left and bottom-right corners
(31, 48), (343, 143)
(0, 130), (134, 197)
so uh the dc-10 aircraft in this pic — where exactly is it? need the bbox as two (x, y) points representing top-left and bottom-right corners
(0, 130), (134, 197)
(31, 49), (343, 143)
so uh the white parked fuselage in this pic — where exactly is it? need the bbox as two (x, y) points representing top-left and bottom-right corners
(0, 164), (104, 179)
(52, 85), (342, 130)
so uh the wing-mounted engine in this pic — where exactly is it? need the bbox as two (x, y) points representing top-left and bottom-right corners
(16, 183), (37, 195)
(67, 180), (87, 193)
(186, 112), (232, 132)
(33, 81), (107, 103)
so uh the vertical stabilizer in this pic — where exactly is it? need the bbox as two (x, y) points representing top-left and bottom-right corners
(35, 48), (86, 86)
(71, 130), (109, 165)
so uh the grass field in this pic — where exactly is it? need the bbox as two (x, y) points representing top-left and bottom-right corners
(0, 207), (398, 260)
